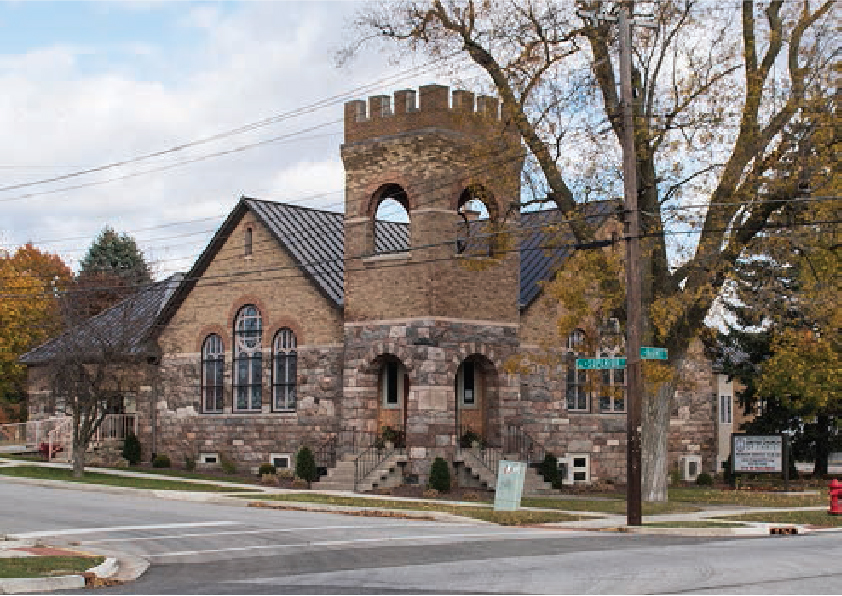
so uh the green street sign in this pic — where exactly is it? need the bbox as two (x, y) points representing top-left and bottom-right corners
(640, 347), (668, 360)
(576, 357), (626, 370)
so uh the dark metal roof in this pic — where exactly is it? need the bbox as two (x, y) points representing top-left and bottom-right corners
(245, 198), (409, 307)
(19, 274), (182, 365)
(518, 201), (617, 308)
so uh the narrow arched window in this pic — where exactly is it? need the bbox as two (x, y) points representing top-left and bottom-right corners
(273, 328), (297, 411)
(566, 329), (588, 412)
(233, 305), (262, 411)
(244, 227), (253, 256)
(201, 334), (224, 413)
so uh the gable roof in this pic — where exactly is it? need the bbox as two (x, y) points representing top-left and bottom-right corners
(19, 274), (182, 366)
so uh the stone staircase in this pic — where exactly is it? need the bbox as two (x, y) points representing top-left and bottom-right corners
(316, 451), (408, 492)
(455, 448), (555, 495)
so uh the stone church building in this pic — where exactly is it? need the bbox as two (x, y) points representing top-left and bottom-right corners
(24, 85), (717, 489)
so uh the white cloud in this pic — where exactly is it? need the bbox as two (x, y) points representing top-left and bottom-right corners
(0, 1), (428, 277)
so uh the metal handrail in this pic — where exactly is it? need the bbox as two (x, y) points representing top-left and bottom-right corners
(503, 424), (547, 467)
(354, 444), (405, 490)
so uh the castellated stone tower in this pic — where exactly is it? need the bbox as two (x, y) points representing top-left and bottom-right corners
(341, 84), (525, 323)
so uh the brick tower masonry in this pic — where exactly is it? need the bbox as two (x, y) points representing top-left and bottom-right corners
(340, 85), (526, 480)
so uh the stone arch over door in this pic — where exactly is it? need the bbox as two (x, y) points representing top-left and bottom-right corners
(454, 353), (501, 447)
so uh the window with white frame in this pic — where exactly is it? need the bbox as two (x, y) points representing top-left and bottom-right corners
(720, 394), (732, 424)
(381, 360), (405, 408)
(202, 334), (224, 413)
(598, 353), (626, 413)
(566, 329), (588, 411)
(234, 305), (262, 412)
(273, 328), (297, 411)
(457, 360), (480, 407)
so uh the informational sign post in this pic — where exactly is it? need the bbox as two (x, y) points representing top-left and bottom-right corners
(731, 434), (789, 489)
(493, 460), (527, 512)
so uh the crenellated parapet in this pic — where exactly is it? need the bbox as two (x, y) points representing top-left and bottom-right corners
(344, 84), (520, 144)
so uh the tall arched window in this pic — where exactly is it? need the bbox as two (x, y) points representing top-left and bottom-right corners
(273, 328), (297, 411)
(201, 334), (224, 413)
(244, 227), (253, 256)
(234, 305), (262, 412)
(566, 329), (588, 412)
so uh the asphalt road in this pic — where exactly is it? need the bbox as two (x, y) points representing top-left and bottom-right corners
(2, 481), (840, 594)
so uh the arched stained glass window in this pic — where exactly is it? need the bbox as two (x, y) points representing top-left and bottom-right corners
(234, 305), (262, 411)
(273, 328), (297, 411)
(202, 334), (224, 413)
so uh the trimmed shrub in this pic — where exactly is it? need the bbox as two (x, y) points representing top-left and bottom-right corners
(152, 454), (171, 468)
(422, 488), (439, 499)
(184, 457), (196, 472)
(258, 463), (277, 476)
(220, 454), (236, 475)
(121, 432), (142, 465)
(296, 446), (318, 488)
(538, 453), (559, 486)
(695, 472), (714, 486)
(291, 477), (308, 489)
(428, 457), (451, 492)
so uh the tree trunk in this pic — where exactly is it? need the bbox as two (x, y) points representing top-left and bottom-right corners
(813, 414), (830, 477)
(642, 382), (672, 502)
(72, 442), (86, 478)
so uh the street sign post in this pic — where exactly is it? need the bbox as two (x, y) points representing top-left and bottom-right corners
(576, 357), (626, 370)
(640, 347), (668, 360)
(577, 348), (668, 369)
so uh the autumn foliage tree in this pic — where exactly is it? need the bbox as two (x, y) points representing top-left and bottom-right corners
(347, 0), (837, 500)
(0, 244), (72, 417)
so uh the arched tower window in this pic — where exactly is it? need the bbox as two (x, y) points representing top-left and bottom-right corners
(272, 328), (297, 412)
(373, 184), (410, 254)
(566, 329), (588, 412)
(233, 305), (262, 412)
(380, 357), (407, 409)
(457, 185), (496, 255)
(201, 334), (224, 413)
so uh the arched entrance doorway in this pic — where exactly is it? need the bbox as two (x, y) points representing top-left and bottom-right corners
(375, 354), (409, 444)
(454, 355), (498, 446)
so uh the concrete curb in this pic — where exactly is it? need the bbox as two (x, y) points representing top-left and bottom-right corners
(0, 555), (119, 594)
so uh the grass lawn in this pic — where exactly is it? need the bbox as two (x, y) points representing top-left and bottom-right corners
(244, 493), (593, 525)
(111, 466), (265, 485)
(669, 487), (826, 507)
(0, 556), (105, 579)
(714, 510), (842, 528)
(0, 466), (258, 492)
(521, 497), (700, 515)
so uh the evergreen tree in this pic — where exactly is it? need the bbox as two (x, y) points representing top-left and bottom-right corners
(76, 227), (152, 316)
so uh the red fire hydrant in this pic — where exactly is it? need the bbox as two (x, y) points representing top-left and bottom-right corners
(829, 479), (842, 515)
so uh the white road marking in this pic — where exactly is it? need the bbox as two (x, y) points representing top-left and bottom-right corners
(147, 530), (568, 557)
(7, 521), (237, 539)
(82, 522), (475, 544)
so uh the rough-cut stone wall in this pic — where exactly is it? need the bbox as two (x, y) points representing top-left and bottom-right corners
(342, 317), (520, 483)
(146, 209), (345, 469)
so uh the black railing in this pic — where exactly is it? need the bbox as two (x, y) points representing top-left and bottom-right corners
(314, 433), (338, 475)
(457, 424), (502, 477)
(503, 424), (546, 467)
(351, 422), (406, 490)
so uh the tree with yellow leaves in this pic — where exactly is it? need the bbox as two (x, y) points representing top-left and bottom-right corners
(0, 244), (72, 413)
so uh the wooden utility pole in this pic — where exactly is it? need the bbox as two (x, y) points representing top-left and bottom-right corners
(618, 5), (643, 527)
(579, 3), (654, 527)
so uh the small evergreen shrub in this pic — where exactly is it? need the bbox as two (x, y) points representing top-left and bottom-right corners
(220, 454), (237, 475)
(696, 472), (714, 486)
(121, 432), (142, 465)
(538, 453), (559, 486)
(722, 456), (735, 485)
(295, 446), (318, 487)
(428, 457), (451, 492)
(152, 454), (171, 468)
(184, 457), (196, 472)
(258, 463), (277, 476)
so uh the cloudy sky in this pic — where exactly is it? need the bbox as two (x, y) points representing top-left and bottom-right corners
(0, 1), (455, 278)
